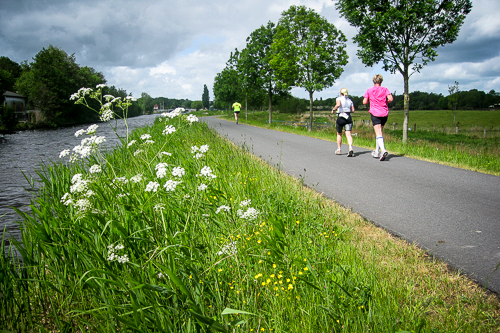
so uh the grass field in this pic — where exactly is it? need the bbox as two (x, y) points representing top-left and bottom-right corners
(214, 109), (500, 176)
(1, 110), (499, 332)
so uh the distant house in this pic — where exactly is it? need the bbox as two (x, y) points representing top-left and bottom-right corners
(3, 91), (26, 112)
(154, 104), (159, 111)
(2, 91), (32, 122)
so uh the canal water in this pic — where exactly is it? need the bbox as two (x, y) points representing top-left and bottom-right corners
(0, 114), (158, 243)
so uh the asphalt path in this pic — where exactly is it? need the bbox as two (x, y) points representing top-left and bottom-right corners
(202, 116), (500, 295)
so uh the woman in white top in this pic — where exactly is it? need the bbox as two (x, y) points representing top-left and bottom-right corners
(332, 88), (355, 157)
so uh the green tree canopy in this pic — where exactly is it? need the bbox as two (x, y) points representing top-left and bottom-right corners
(270, 5), (348, 130)
(15, 45), (106, 125)
(335, 0), (472, 142)
(242, 21), (287, 123)
(213, 50), (243, 110)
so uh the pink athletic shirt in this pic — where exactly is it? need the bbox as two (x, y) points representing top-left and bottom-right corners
(364, 86), (391, 117)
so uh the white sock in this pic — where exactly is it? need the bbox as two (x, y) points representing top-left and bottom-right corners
(376, 136), (386, 153)
(375, 139), (380, 153)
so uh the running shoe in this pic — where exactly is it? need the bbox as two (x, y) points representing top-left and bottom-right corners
(371, 150), (379, 158)
(380, 151), (388, 161)
(347, 150), (353, 157)
(335, 148), (342, 155)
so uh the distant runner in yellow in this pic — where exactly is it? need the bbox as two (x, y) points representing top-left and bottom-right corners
(232, 101), (242, 124)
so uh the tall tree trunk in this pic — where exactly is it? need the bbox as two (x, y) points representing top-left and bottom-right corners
(268, 92), (272, 124)
(245, 92), (248, 121)
(402, 73), (410, 143)
(309, 91), (314, 132)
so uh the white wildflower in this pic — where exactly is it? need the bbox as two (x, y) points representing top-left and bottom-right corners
(197, 183), (208, 191)
(237, 207), (259, 221)
(70, 179), (89, 194)
(89, 164), (102, 174)
(199, 145), (209, 153)
(133, 149), (143, 156)
(117, 193), (129, 198)
(71, 173), (84, 184)
(86, 124), (99, 135)
(183, 194), (191, 199)
(162, 125), (176, 135)
(74, 129), (86, 137)
(155, 163), (168, 179)
(194, 153), (204, 159)
(60, 193), (73, 206)
(130, 174), (143, 183)
(164, 179), (181, 192)
(172, 166), (185, 178)
(127, 140), (137, 148)
(216, 205), (231, 214)
(59, 149), (70, 158)
(74, 198), (92, 212)
(96, 83), (107, 89)
(199, 166), (216, 179)
(144, 140), (155, 145)
(100, 109), (114, 122)
(85, 190), (95, 197)
(157, 272), (165, 279)
(104, 94), (114, 101)
(191, 146), (199, 154)
(145, 181), (160, 192)
(240, 200), (251, 207)
(216, 241), (237, 256)
(161, 151), (172, 156)
(186, 114), (198, 123)
(140, 134), (152, 140)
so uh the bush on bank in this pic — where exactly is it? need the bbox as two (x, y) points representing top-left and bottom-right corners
(1, 112), (498, 332)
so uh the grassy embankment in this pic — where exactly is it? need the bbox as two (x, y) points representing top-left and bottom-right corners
(218, 109), (500, 176)
(1, 112), (499, 332)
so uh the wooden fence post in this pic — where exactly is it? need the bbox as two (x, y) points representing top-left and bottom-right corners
(456, 126), (459, 134)
(413, 123), (416, 132)
(393, 122), (397, 130)
(433, 124), (436, 133)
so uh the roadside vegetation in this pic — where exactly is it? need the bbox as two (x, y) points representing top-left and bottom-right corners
(215, 109), (500, 176)
(2, 104), (499, 332)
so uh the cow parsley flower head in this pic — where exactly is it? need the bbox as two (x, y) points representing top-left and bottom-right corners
(197, 183), (208, 191)
(199, 145), (209, 153)
(75, 129), (86, 137)
(163, 125), (176, 135)
(130, 174), (143, 183)
(199, 166), (216, 179)
(216, 241), (237, 256)
(240, 199), (251, 207)
(172, 166), (185, 178)
(237, 207), (259, 221)
(127, 140), (136, 148)
(89, 164), (102, 174)
(186, 114), (198, 123)
(59, 149), (71, 158)
(140, 134), (152, 140)
(215, 205), (231, 214)
(155, 163), (168, 179)
(164, 179), (181, 192)
(145, 181), (160, 192)
(86, 124), (99, 135)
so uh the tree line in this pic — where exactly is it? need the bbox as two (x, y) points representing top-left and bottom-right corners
(0, 46), (145, 130)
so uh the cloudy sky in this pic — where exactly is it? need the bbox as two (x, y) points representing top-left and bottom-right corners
(1, 0), (499, 101)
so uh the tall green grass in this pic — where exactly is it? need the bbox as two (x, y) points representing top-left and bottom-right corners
(1, 113), (498, 332)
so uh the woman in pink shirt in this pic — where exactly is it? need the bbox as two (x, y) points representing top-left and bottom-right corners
(363, 74), (393, 161)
